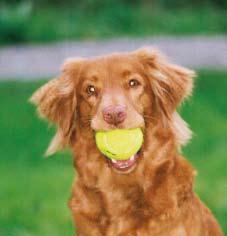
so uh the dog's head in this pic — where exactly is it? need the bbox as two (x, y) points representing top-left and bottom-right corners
(30, 48), (195, 174)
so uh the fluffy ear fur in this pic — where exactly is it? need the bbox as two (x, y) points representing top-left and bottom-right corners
(134, 48), (196, 146)
(30, 58), (83, 155)
(134, 48), (195, 117)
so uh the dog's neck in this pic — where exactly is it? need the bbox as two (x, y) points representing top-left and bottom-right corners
(72, 121), (193, 185)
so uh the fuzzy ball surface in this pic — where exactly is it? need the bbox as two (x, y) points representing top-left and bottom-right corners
(95, 128), (143, 160)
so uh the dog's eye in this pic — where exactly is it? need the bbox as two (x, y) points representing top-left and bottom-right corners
(86, 85), (96, 95)
(129, 79), (140, 88)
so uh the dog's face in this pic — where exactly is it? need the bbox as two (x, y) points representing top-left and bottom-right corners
(31, 48), (194, 174)
(77, 54), (149, 131)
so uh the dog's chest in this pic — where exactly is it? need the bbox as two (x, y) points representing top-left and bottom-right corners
(103, 186), (183, 236)
(71, 182), (187, 236)
(103, 186), (152, 232)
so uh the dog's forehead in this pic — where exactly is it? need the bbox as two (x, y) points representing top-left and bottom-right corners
(81, 54), (143, 80)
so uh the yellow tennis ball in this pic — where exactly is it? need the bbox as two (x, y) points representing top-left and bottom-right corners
(95, 128), (143, 160)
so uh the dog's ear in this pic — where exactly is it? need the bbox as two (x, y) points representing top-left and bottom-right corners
(30, 58), (83, 155)
(133, 48), (195, 147)
(133, 48), (195, 118)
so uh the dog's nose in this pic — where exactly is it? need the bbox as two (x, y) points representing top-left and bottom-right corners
(102, 105), (127, 125)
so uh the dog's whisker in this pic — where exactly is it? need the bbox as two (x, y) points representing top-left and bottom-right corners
(143, 115), (157, 121)
(79, 115), (92, 123)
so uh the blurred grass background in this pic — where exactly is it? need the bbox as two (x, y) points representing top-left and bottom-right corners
(0, 0), (227, 44)
(0, 71), (226, 235)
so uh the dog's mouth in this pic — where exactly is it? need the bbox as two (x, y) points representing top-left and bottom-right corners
(94, 126), (144, 174)
(106, 151), (140, 174)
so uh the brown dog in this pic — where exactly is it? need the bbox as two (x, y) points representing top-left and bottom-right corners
(31, 48), (223, 236)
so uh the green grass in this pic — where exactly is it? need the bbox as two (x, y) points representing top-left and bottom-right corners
(0, 70), (227, 235)
(0, 3), (227, 44)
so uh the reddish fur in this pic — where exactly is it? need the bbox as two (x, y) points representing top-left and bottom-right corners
(31, 48), (223, 236)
